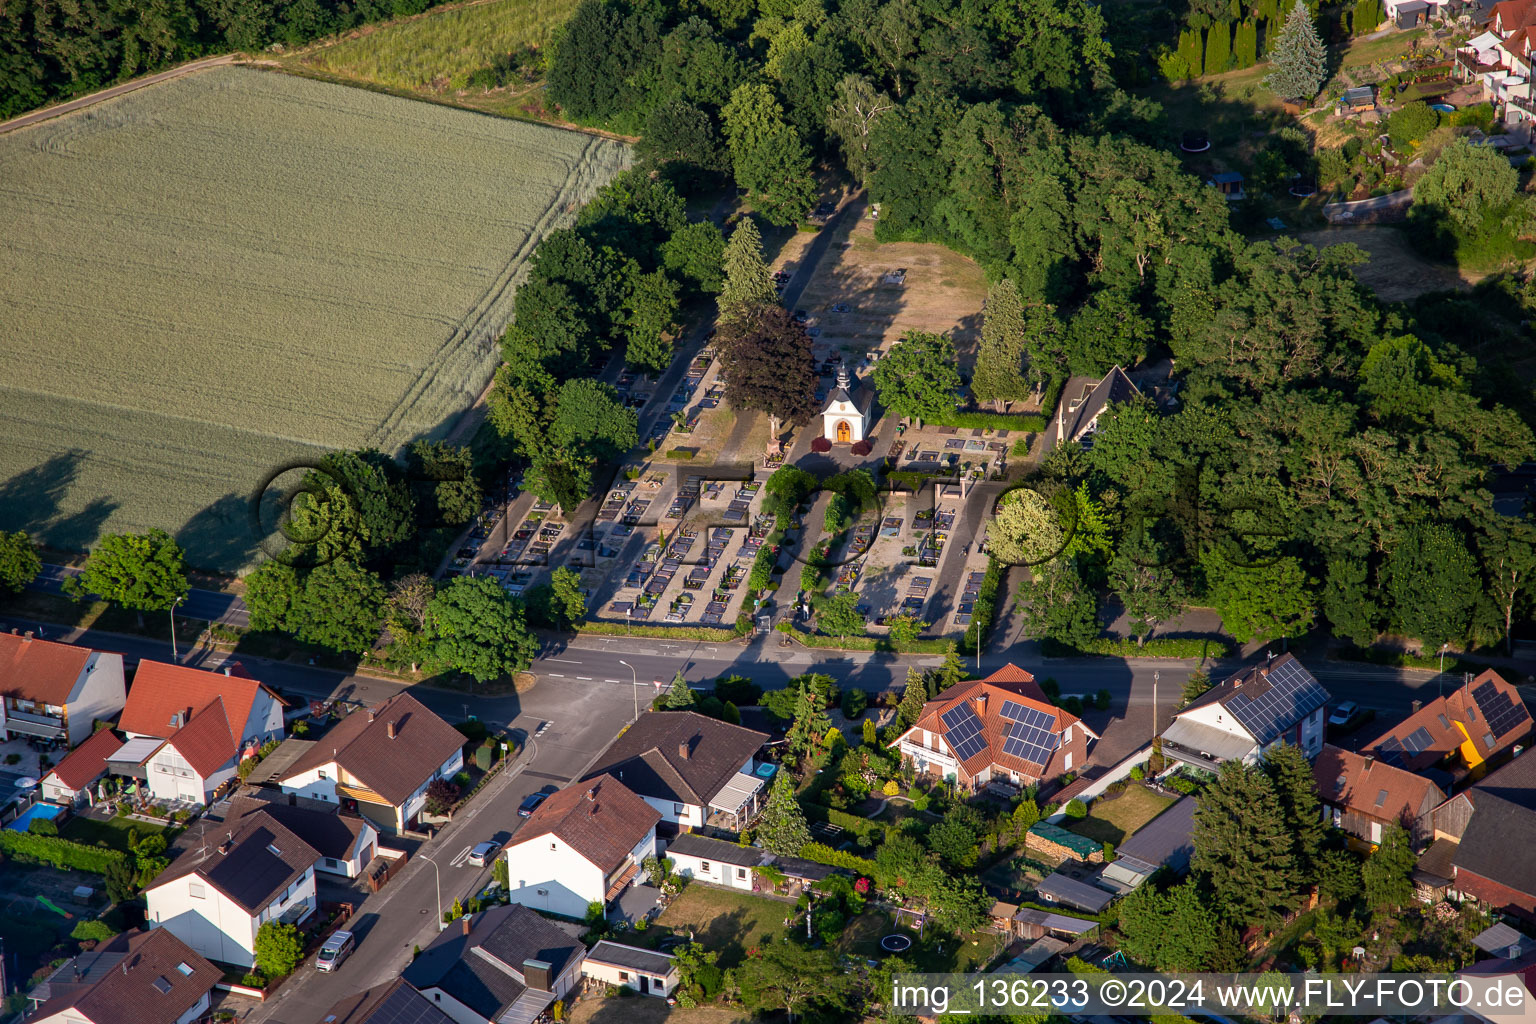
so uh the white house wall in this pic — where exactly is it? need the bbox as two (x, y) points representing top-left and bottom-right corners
(583, 960), (677, 997)
(667, 852), (755, 890)
(147, 867), (315, 968)
(66, 653), (126, 747)
(503, 835), (603, 919)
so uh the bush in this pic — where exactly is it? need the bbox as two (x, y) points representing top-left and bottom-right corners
(1094, 689), (1111, 711)
(240, 972), (267, 989)
(1169, 777), (1198, 795)
(254, 920), (303, 978)
(883, 780), (900, 797)
(1102, 840), (1115, 862)
(425, 778), (459, 815)
(803, 803), (881, 840)
(1040, 636), (1234, 659)
(714, 675), (763, 706)
(1064, 799), (1088, 819)
(28, 817), (58, 836)
(1129, 765), (1145, 781)
(840, 687), (867, 720)
(455, 720), (489, 744)
(474, 745), (493, 771)
(71, 920), (116, 943)
(721, 701), (741, 725)
(925, 409), (1047, 431)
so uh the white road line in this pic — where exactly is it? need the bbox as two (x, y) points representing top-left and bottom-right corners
(545, 658), (584, 664)
(605, 678), (621, 683)
(449, 845), (473, 867)
(577, 676), (593, 680)
(549, 673), (565, 678)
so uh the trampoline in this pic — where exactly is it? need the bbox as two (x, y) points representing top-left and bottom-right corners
(881, 934), (914, 953)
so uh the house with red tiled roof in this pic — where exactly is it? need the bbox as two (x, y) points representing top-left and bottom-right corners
(888, 664), (1098, 793)
(1313, 743), (1447, 850)
(501, 774), (661, 919)
(1457, 2), (1536, 121)
(1360, 671), (1531, 787)
(41, 727), (124, 807)
(118, 661), (286, 806)
(0, 631), (125, 747)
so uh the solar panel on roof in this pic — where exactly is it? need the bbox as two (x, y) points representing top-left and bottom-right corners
(1002, 719), (1058, 766)
(1377, 736), (1407, 768)
(1472, 680), (1531, 740)
(1224, 658), (1329, 745)
(941, 703), (984, 761)
(1402, 727), (1434, 754)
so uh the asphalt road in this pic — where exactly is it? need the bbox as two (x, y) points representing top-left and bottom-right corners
(32, 563), (250, 628)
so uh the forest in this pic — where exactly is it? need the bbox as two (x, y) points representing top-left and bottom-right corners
(541, 0), (1536, 655)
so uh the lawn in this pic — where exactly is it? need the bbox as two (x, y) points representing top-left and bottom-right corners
(837, 908), (1008, 973)
(1064, 785), (1176, 847)
(653, 885), (788, 968)
(285, 0), (579, 119)
(0, 66), (628, 571)
(61, 814), (169, 854)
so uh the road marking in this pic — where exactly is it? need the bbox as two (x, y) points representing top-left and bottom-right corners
(549, 673), (565, 678)
(605, 678), (621, 683)
(577, 676), (593, 680)
(449, 845), (473, 867)
(545, 657), (583, 664)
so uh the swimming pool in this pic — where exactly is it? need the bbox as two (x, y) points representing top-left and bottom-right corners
(1431, 103), (1457, 114)
(6, 803), (63, 833)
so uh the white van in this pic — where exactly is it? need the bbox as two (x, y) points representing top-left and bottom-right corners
(316, 930), (355, 972)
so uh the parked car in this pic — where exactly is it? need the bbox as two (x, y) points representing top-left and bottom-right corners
(315, 930), (355, 972)
(1328, 701), (1359, 727)
(518, 792), (548, 818)
(468, 840), (501, 867)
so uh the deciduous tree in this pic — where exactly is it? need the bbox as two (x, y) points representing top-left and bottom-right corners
(871, 331), (962, 424)
(716, 305), (817, 436)
(1383, 521), (1479, 650)
(68, 529), (188, 626)
(721, 81), (817, 226)
(424, 575), (538, 682)
(0, 530), (41, 595)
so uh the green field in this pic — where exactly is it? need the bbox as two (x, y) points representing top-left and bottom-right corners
(0, 67), (628, 570)
(296, 0), (577, 97)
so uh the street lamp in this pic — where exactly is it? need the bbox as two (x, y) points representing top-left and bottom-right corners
(169, 595), (186, 663)
(619, 659), (639, 721)
(425, 855), (446, 931)
(1439, 643), (1450, 697)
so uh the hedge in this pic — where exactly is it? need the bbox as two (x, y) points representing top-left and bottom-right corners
(0, 830), (127, 874)
(579, 621), (742, 642)
(958, 557), (1004, 656)
(926, 409), (1047, 432)
(799, 842), (877, 876)
(1041, 636), (1233, 659)
(885, 470), (957, 492)
(803, 803), (881, 840)
(792, 629), (956, 654)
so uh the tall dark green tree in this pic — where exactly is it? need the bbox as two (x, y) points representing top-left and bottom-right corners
(1383, 521), (1480, 650)
(1264, 0), (1326, 101)
(1264, 743), (1324, 875)
(67, 529), (188, 627)
(872, 332), (962, 424)
(1192, 760), (1298, 927)
(757, 769), (812, 854)
(1361, 823), (1416, 910)
(0, 530), (42, 595)
(721, 82), (818, 226)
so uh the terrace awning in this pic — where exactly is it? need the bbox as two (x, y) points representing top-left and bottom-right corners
(106, 737), (164, 772)
(709, 771), (765, 813)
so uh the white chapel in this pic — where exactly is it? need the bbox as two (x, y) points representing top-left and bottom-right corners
(821, 363), (874, 444)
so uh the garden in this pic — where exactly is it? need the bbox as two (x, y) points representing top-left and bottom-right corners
(1062, 783), (1176, 847)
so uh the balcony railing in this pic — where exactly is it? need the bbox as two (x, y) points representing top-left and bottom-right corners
(4, 708), (64, 738)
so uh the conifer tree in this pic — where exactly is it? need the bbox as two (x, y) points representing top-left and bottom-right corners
(757, 769), (811, 855)
(972, 278), (1032, 409)
(898, 667), (929, 728)
(1362, 824), (1416, 910)
(663, 670), (697, 709)
(1265, 0), (1327, 102)
(785, 684), (832, 766)
(1192, 761), (1299, 927)
(1179, 27), (1205, 78)
(1264, 743), (1325, 874)
(718, 218), (776, 324)
(1234, 19), (1259, 66)
(1181, 669), (1212, 707)
(1205, 22), (1232, 75)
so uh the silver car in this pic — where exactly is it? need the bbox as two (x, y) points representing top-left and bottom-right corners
(467, 840), (501, 867)
(315, 930), (354, 972)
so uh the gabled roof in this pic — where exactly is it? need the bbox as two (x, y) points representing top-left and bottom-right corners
(148, 810), (319, 914)
(157, 697), (236, 778)
(403, 905), (584, 1017)
(1062, 366), (1140, 443)
(583, 711), (768, 807)
(45, 727), (123, 791)
(0, 632), (92, 705)
(119, 659), (276, 744)
(224, 796), (374, 861)
(1362, 670), (1530, 772)
(665, 832), (767, 868)
(1453, 750), (1536, 898)
(280, 693), (465, 806)
(512, 774), (659, 874)
(30, 929), (219, 1024)
(1035, 872), (1115, 914)
(1175, 653), (1330, 746)
(315, 978), (456, 1024)
(1312, 744), (1444, 826)
(897, 663), (1090, 779)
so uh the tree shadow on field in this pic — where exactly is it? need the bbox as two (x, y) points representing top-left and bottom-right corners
(0, 449), (118, 550)
(176, 492), (259, 573)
